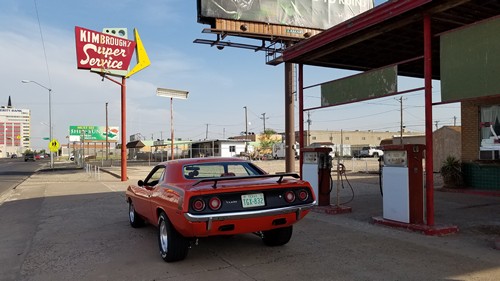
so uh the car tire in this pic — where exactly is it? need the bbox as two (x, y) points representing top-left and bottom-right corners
(262, 225), (293, 246)
(128, 201), (144, 228)
(158, 212), (189, 262)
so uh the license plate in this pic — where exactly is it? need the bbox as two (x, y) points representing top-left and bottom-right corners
(241, 193), (265, 208)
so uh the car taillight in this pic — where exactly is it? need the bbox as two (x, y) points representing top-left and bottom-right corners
(208, 197), (222, 210)
(192, 199), (205, 212)
(297, 189), (309, 201)
(284, 191), (295, 203)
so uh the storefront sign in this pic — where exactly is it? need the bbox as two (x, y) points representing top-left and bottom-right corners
(75, 26), (136, 71)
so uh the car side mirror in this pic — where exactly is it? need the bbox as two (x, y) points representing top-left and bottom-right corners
(138, 180), (144, 187)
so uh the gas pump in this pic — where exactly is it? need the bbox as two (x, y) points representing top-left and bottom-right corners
(381, 144), (425, 224)
(301, 147), (332, 206)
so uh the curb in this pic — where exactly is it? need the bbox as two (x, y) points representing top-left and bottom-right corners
(438, 188), (500, 197)
(100, 168), (123, 179)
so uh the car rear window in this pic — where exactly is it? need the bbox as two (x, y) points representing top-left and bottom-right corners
(183, 162), (263, 179)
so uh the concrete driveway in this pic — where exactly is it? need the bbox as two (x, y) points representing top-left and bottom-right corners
(0, 162), (499, 281)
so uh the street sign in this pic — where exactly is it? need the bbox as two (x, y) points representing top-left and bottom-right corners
(49, 139), (60, 152)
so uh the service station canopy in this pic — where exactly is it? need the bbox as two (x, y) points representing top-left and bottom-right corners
(282, 0), (500, 104)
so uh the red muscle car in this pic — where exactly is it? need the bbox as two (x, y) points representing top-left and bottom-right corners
(126, 157), (315, 262)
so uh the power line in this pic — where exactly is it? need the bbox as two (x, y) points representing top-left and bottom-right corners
(33, 0), (52, 88)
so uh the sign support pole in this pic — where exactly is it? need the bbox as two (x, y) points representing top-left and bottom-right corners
(121, 77), (127, 181)
(101, 74), (128, 181)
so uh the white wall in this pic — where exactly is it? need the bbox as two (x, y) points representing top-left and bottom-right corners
(220, 143), (246, 157)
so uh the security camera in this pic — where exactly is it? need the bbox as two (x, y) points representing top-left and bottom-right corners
(216, 45), (224, 50)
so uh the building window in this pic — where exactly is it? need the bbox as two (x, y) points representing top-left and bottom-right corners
(229, 145), (236, 152)
(312, 136), (316, 140)
(480, 105), (500, 159)
(377, 137), (381, 140)
(345, 137), (349, 140)
(362, 137), (366, 140)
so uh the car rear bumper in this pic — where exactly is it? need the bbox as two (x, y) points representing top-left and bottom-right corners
(184, 202), (315, 225)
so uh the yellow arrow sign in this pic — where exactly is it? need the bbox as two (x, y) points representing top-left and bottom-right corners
(126, 28), (151, 78)
(49, 139), (60, 152)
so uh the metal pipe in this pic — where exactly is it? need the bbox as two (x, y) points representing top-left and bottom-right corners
(285, 62), (295, 172)
(298, 64), (304, 178)
(424, 14), (434, 226)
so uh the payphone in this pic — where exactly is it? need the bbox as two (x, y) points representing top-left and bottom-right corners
(301, 147), (332, 206)
(381, 144), (425, 224)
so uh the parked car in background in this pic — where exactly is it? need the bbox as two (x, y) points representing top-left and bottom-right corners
(359, 146), (384, 158)
(10, 154), (17, 158)
(126, 157), (315, 262)
(24, 153), (35, 161)
(35, 154), (41, 160)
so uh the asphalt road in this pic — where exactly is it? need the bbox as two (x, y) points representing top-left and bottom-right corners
(0, 157), (45, 197)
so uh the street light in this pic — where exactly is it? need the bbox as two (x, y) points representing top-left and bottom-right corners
(21, 80), (53, 168)
(156, 88), (188, 160)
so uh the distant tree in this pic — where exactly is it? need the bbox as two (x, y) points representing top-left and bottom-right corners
(258, 129), (279, 155)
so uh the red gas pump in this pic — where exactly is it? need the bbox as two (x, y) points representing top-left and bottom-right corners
(381, 144), (425, 224)
(301, 147), (332, 206)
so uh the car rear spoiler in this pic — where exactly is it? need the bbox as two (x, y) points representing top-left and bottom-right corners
(192, 173), (300, 189)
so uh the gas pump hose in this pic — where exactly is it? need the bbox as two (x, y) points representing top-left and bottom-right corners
(332, 163), (355, 205)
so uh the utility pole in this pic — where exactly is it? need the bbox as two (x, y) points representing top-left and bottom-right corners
(306, 111), (312, 146)
(435, 121), (439, 130)
(260, 113), (269, 133)
(244, 106), (248, 153)
(453, 116), (457, 126)
(205, 124), (209, 140)
(397, 97), (404, 144)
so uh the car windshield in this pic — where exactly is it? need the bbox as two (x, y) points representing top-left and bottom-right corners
(183, 162), (264, 179)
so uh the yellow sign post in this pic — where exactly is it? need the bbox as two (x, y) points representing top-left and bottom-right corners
(49, 139), (60, 153)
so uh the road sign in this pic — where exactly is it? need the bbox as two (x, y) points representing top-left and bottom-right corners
(49, 139), (60, 152)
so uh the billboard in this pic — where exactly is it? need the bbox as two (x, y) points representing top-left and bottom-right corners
(198, 0), (374, 30)
(75, 26), (136, 72)
(69, 126), (119, 142)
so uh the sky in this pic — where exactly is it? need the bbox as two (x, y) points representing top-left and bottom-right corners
(0, 0), (460, 150)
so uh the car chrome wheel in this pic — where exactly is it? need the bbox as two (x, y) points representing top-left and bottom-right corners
(157, 212), (189, 262)
(159, 220), (169, 253)
(129, 203), (135, 222)
(128, 201), (144, 228)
